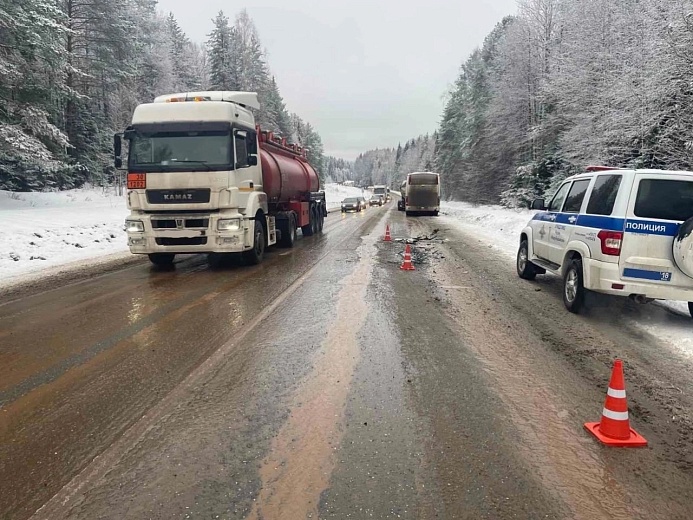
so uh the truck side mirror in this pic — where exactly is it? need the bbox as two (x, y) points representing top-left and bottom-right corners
(248, 155), (258, 166)
(113, 133), (123, 169)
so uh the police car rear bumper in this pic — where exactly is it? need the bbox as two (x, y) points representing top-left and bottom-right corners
(584, 258), (693, 301)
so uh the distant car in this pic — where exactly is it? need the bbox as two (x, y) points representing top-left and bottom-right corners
(369, 195), (383, 207)
(341, 197), (363, 212)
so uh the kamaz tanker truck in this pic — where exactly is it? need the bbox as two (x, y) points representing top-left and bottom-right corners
(114, 91), (326, 266)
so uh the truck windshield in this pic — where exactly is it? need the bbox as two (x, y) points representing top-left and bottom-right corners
(374, 188), (386, 195)
(128, 130), (231, 172)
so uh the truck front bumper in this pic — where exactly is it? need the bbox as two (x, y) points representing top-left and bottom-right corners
(126, 214), (249, 254)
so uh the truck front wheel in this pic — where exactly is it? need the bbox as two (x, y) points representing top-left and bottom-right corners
(148, 253), (175, 266)
(244, 219), (266, 265)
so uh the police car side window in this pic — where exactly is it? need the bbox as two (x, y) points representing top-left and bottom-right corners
(563, 179), (591, 213)
(586, 175), (622, 215)
(548, 182), (571, 212)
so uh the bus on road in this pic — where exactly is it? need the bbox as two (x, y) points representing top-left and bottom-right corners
(405, 172), (440, 216)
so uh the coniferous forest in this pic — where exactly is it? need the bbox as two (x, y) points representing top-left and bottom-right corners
(0, 2), (324, 191)
(351, 0), (693, 205)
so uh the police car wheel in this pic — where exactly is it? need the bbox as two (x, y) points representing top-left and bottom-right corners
(563, 259), (585, 313)
(516, 240), (536, 280)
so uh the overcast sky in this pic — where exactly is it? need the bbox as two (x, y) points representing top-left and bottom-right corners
(156, 0), (518, 159)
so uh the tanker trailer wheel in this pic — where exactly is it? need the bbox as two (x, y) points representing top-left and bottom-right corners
(302, 208), (316, 237)
(317, 208), (324, 232)
(279, 214), (297, 248)
(310, 208), (319, 235)
(244, 218), (266, 265)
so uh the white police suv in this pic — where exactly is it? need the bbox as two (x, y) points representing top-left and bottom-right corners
(517, 167), (693, 316)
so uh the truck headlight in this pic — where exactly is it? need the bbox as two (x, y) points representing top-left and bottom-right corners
(125, 220), (144, 233)
(218, 218), (241, 231)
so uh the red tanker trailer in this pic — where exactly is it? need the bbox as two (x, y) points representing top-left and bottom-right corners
(115, 91), (327, 267)
(258, 129), (326, 241)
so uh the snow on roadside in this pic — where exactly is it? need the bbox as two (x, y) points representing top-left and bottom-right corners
(0, 184), (364, 286)
(1, 189), (130, 285)
(440, 201), (693, 357)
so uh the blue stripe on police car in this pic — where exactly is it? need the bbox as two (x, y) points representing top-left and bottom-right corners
(532, 212), (680, 236)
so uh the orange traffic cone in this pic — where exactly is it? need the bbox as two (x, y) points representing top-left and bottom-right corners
(400, 244), (415, 271)
(584, 359), (647, 447)
(384, 224), (392, 242)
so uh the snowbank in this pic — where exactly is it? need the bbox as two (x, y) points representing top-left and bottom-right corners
(0, 189), (129, 284)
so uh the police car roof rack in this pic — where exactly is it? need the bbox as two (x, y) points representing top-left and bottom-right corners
(585, 165), (626, 172)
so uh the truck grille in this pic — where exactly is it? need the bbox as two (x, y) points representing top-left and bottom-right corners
(155, 237), (208, 246)
(151, 218), (209, 229)
(146, 189), (211, 204)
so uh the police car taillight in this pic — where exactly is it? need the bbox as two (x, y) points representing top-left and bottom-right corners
(598, 230), (623, 256)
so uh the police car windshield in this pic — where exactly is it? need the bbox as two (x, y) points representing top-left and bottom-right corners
(129, 130), (231, 172)
(634, 179), (693, 222)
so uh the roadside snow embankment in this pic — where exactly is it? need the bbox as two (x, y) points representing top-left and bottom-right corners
(440, 201), (692, 356)
(0, 189), (129, 284)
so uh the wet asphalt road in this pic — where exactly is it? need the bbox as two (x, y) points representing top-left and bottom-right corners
(1, 203), (693, 519)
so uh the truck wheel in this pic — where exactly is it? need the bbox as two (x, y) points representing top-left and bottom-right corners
(516, 240), (537, 280)
(244, 219), (265, 265)
(279, 214), (296, 248)
(317, 210), (324, 232)
(148, 253), (175, 266)
(688, 302), (693, 319)
(302, 210), (315, 237)
(312, 208), (319, 234)
(563, 258), (586, 313)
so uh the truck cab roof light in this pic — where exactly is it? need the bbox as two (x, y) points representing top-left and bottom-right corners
(153, 91), (261, 110)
